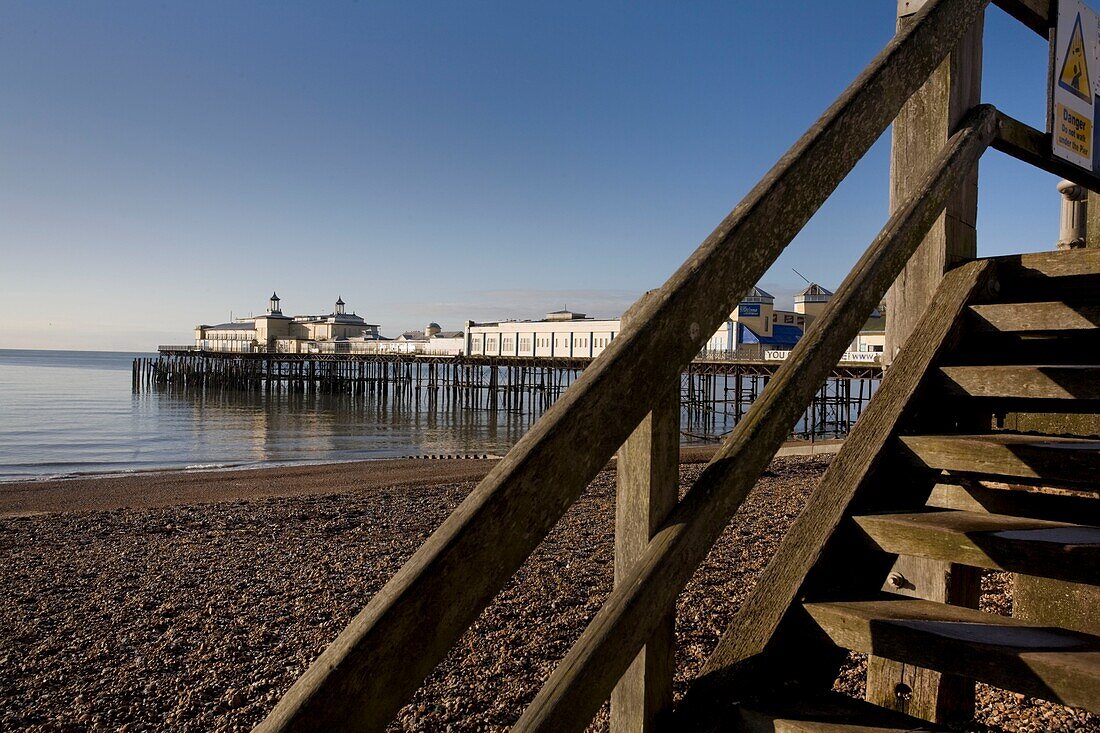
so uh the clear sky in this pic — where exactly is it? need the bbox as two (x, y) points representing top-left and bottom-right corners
(0, 2), (1060, 351)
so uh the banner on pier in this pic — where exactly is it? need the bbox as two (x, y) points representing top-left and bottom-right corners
(765, 350), (880, 364)
(1052, 0), (1100, 170)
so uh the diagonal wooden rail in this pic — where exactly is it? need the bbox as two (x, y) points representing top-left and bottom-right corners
(512, 103), (998, 733)
(256, 0), (992, 730)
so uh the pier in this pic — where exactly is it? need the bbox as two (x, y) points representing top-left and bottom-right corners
(135, 350), (881, 441)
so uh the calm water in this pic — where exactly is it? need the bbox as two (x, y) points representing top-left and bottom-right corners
(0, 349), (536, 481)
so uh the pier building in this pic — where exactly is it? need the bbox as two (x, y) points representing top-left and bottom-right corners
(465, 310), (620, 359)
(195, 294), (381, 353)
(462, 283), (884, 361)
(703, 283), (884, 357)
(187, 283), (881, 360)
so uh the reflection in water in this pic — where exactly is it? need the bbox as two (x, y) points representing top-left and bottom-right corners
(153, 387), (535, 466)
(0, 350), (536, 480)
(0, 349), (878, 480)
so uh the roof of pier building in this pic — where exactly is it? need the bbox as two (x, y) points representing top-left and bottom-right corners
(738, 322), (802, 347)
(398, 329), (464, 342)
(544, 310), (587, 321)
(468, 310), (619, 328)
(205, 322), (258, 331)
(740, 286), (774, 304)
(292, 312), (379, 326)
(795, 283), (833, 303)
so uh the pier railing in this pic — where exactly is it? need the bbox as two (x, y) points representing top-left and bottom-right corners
(256, 1), (1085, 730)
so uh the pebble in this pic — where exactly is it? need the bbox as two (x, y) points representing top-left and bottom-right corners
(1, 456), (1095, 732)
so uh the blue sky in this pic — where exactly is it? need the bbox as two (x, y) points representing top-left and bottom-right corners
(0, 2), (1058, 350)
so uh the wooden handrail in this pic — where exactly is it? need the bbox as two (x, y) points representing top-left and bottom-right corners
(992, 0), (1051, 36)
(513, 104), (998, 732)
(255, 1), (992, 730)
(992, 111), (1100, 193)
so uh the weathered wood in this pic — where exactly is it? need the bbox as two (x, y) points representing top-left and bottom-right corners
(991, 112), (1100, 193)
(1088, 190), (1100, 248)
(996, 247), (1100, 282)
(899, 434), (1100, 484)
(1015, 576), (1100, 635)
(864, 555), (979, 722)
(949, 332), (1100, 366)
(991, 0), (1051, 36)
(884, 1), (983, 363)
(968, 301), (1100, 333)
(611, 321), (678, 732)
(927, 480), (1100, 523)
(866, 653), (972, 724)
(855, 509), (1100, 583)
(257, 2), (994, 729)
(940, 365), (1100, 400)
(804, 597), (1100, 713)
(690, 259), (997, 712)
(737, 692), (942, 732)
(510, 104), (998, 733)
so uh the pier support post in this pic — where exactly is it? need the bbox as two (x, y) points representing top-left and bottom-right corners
(874, 1), (983, 723)
(611, 297), (678, 732)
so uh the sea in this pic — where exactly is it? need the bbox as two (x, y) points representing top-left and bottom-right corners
(0, 349), (874, 482)
(0, 349), (538, 482)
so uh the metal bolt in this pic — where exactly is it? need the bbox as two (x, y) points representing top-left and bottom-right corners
(887, 571), (906, 589)
(895, 683), (913, 702)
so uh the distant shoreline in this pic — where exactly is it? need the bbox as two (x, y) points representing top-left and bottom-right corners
(0, 440), (842, 517)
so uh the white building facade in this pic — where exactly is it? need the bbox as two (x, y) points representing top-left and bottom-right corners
(466, 310), (619, 359)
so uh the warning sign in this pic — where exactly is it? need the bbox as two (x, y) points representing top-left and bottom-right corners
(1056, 102), (1093, 157)
(1052, 0), (1100, 170)
(1059, 13), (1093, 102)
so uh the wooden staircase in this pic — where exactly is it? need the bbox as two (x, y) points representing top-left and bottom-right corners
(688, 248), (1100, 730)
(253, 1), (1100, 730)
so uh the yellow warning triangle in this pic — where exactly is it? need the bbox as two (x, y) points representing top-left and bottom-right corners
(1060, 13), (1093, 103)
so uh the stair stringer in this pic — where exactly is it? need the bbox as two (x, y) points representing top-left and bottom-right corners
(673, 258), (1000, 728)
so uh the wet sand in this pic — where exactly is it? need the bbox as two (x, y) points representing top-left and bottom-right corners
(0, 442), (845, 517)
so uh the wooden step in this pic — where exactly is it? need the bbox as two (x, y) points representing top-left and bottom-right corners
(940, 365), (1100, 401)
(736, 692), (941, 732)
(996, 249), (1100, 300)
(853, 510), (1100, 584)
(928, 481), (1100, 524)
(946, 333), (1100, 367)
(803, 597), (1100, 714)
(899, 434), (1100, 485)
(968, 302), (1100, 333)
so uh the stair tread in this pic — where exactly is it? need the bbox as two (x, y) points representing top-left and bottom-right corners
(899, 434), (1100, 484)
(804, 597), (1100, 714)
(940, 365), (1100, 400)
(854, 509), (1100, 584)
(736, 692), (941, 732)
(968, 302), (1100, 333)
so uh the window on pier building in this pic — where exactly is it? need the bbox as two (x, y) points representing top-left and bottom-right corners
(503, 338), (514, 351)
(520, 338), (531, 351)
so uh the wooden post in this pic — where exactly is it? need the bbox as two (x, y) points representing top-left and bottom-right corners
(866, 556), (981, 721)
(611, 299), (678, 732)
(884, 3), (983, 363)
(1086, 190), (1100, 247)
(873, 2), (984, 721)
